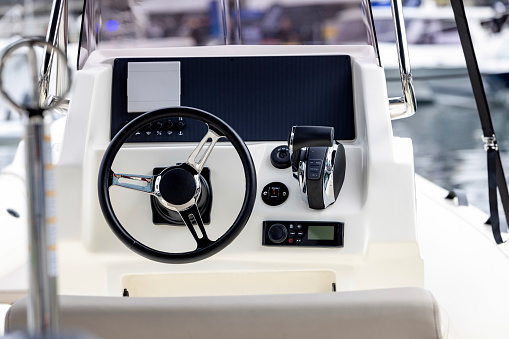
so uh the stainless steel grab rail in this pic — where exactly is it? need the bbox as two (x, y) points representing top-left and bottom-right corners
(363, 0), (417, 119)
(388, 0), (417, 119)
(40, 0), (68, 108)
(361, 0), (381, 67)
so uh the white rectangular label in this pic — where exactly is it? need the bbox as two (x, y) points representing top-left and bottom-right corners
(127, 61), (181, 113)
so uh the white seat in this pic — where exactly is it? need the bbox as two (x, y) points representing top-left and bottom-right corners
(6, 287), (441, 339)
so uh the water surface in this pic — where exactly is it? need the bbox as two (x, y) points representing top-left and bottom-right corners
(392, 84), (509, 223)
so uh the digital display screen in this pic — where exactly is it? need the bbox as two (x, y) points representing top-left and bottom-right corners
(307, 226), (335, 240)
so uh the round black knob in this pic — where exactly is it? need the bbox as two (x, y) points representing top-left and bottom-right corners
(268, 224), (288, 244)
(176, 120), (186, 130)
(270, 145), (291, 169)
(144, 122), (153, 130)
(156, 121), (164, 129)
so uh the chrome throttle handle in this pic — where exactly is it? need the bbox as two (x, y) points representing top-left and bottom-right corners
(288, 126), (346, 210)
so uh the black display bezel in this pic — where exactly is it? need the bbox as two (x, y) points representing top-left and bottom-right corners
(263, 221), (344, 247)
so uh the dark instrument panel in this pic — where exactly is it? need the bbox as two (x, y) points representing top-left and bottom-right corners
(111, 55), (355, 142)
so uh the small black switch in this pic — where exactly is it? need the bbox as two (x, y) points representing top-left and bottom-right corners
(165, 120), (174, 129)
(308, 172), (320, 180)
(176, 120), (186, 130)
(307, 158), (323, 180)
(268, 187), (280, 200)
(261, 182), (289, 206)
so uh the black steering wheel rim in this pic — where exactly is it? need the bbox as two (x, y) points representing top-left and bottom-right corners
(98, 106), (257, 264)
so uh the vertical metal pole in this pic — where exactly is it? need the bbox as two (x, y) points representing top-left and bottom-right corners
(388, 0), (417, 119)
(359, 0), (415, 118)
(44, 0), (64, 71)
(221, 0), (243, 44)
(361, 0), (381, 67)
(40, 0), (68, 107)
(25, 112), (59, 338)
(56, 0), (68, 97)
(220, 0), (229, 45)
(234, 0), (243, 44)
(0, 37), (70, 339)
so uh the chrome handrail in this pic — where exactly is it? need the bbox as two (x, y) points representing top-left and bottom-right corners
(56, 0), (68, 96)
(40, 0), (68, 108)
(361, 0), (381, 67)
(388, 0), (417, 119)
(363, 0), (417, 119)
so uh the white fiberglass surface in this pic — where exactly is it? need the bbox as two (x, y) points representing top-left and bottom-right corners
(41, 46), (422, 299)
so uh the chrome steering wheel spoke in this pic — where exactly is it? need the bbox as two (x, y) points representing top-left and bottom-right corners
(110, 171), (155, 194)
(186, 127), (223, 174)
(178, 204), (212, 249)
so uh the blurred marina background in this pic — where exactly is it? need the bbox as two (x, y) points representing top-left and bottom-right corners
(0, 0), (508, 216)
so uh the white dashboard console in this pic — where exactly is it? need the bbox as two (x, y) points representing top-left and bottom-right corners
(53, 45), (422, 297)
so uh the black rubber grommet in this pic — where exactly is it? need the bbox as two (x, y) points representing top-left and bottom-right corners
(270, 145), (291, 169)
(6, 209), (19, 218)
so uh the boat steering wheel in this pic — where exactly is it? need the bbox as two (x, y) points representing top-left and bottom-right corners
(98, 107), (257, 264)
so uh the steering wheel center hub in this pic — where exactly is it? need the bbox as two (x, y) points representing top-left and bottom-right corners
(158, 167), (198, 206)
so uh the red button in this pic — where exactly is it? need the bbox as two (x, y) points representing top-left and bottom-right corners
(288, 238), (294, 243)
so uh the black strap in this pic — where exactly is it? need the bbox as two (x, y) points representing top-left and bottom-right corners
(450, 0), (509, 244)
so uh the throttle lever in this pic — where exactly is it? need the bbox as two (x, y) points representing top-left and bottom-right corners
(288, 125), (346, 210)
(288, 126), (334, 171)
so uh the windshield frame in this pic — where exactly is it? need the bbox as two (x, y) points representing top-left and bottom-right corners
(77, 0), (380, 70)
